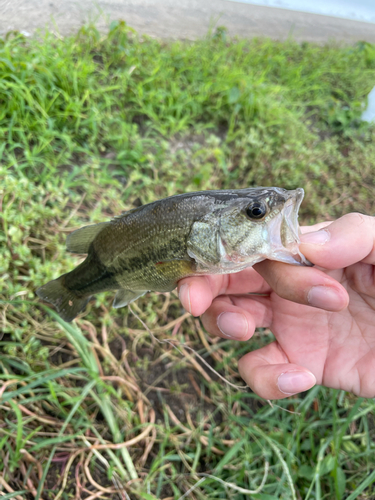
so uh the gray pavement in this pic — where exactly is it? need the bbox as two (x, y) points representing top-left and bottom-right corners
(1, 0), (375, 43)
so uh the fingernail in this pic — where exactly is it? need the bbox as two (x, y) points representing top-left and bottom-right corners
(278, 371), (316, 395)
(217, 312), (248, 339)
(300, 230), (330, 245)
(308, 286), (343, 310)
(179, 284), (191, 314)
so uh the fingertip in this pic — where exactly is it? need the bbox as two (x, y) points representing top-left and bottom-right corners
(239, 362), (316, 399)
(178, 277), (213, 317)
(277, 370), (316, 395)
(238, 344), (317, 399)
(300, 213), (375, 269)
(205, 307), (255, 340)
(217, 311), (249, 340)
(307, 284), (349, 312)
(300, 229), (331, 246)
(178, 283), (192, 314)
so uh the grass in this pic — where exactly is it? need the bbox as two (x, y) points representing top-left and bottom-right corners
(1, 19), (375, 499)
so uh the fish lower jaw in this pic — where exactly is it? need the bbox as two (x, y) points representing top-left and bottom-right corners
(194, 263), (254, 275)
(268, 247), (311, 266)
(193, 255), (265, 275)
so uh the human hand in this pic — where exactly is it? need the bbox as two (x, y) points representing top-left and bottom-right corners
(178, 213), (375, 399)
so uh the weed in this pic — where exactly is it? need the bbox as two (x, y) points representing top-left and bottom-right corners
(1, 21), (375, 499)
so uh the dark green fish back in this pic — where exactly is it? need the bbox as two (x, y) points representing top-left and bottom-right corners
(91, 193), (218, 291)
(37, 192), (221, 320)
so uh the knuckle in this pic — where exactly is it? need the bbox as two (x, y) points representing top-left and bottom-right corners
(218, 274), (230, 296)
(344, 212), (371, 227)
(258, 261), (285, 296)
(272, 268), (287, 298)
(201, 312), (215, 335)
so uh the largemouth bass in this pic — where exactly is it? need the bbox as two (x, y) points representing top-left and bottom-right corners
(36, 187), (309, 322)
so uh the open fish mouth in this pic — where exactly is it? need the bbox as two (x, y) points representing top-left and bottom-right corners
(282, 188), (304, 246)
(268, 188), (311, 266)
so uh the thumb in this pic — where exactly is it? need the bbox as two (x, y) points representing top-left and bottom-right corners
(238, 342), (316, 399)
(300, 213), (375, 268)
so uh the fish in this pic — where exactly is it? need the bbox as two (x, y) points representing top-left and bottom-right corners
(36, 187), (310, 322)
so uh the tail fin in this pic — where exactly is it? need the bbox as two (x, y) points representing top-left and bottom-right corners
(36, 276), (90, 322)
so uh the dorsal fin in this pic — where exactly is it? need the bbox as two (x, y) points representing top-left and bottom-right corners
(66, 222), (110, 254)
(112, 206), (139, 220)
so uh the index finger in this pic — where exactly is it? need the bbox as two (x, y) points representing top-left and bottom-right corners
(177, 267), (270, 317)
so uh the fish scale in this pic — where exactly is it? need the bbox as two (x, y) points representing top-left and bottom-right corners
(36, 187), (309, 322)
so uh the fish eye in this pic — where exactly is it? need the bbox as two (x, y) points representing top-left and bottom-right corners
(246, 202), (267, 220)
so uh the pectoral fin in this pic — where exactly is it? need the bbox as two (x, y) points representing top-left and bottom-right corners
(113, 289), (147, 308)
(154, 259), (195, 283)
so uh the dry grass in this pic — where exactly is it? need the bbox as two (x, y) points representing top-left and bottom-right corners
(1, 20), (375, 499)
